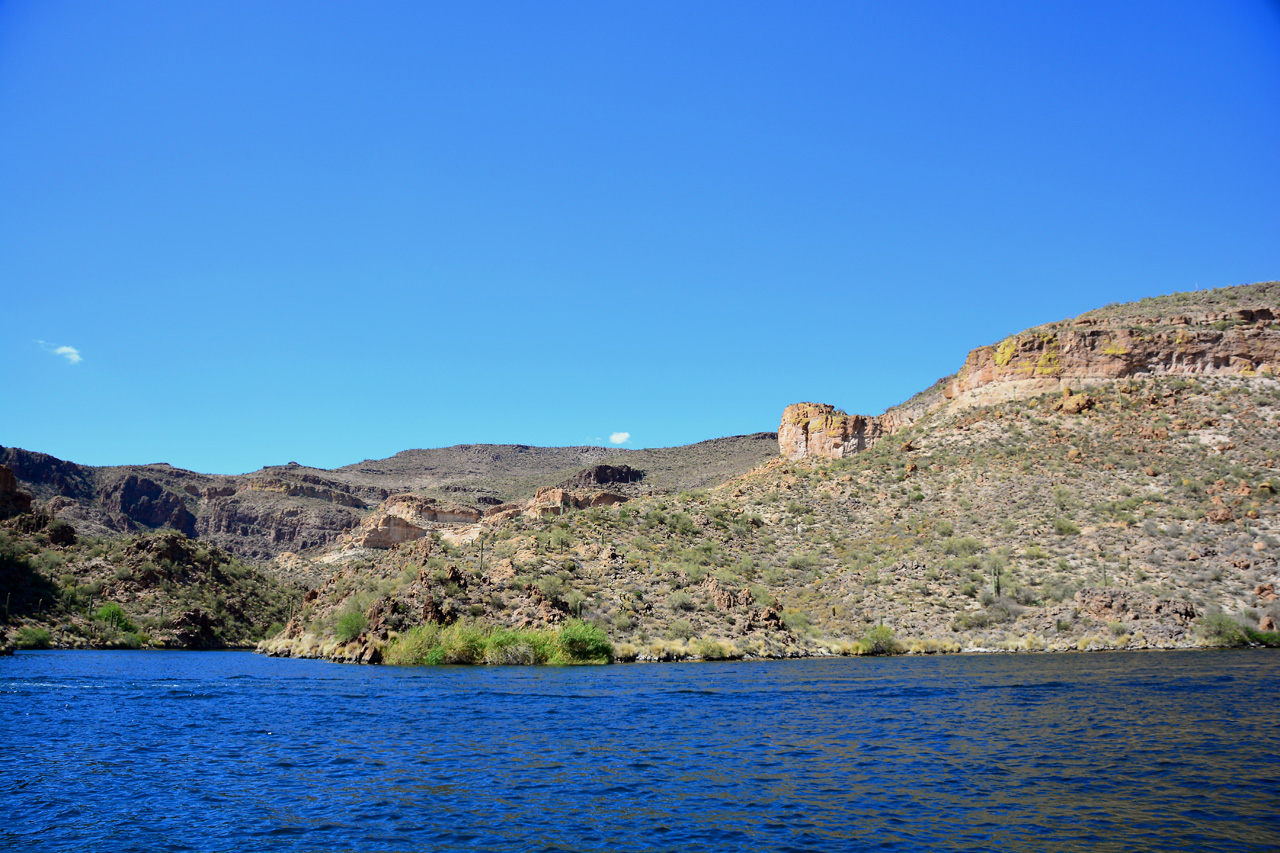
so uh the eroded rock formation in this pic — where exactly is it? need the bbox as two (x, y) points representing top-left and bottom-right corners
(778, 403), (893, 461)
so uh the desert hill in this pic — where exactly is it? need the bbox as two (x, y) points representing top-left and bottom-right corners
(3, 281), (1278, 658)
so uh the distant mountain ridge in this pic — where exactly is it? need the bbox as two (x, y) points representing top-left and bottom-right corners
(0, 433), (778, 560)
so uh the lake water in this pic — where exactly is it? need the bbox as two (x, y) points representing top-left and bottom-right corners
(2, 650), (1277, 852)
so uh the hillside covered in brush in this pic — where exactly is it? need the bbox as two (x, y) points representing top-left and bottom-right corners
(4, 281), (1279, 659)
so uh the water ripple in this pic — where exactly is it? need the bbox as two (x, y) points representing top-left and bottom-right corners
(2, 649), (1278, 851)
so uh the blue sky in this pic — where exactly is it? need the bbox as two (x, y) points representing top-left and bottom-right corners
(2, 0), (1278, 474)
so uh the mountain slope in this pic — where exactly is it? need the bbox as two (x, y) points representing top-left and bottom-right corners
(256, 281), (1280, 663)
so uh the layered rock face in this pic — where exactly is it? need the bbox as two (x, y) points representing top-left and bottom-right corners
(942, 314), (1280, 410)
(780, 294), (1280, 461)
(778, 403), (893, 461)
(347, 495), (484, 549)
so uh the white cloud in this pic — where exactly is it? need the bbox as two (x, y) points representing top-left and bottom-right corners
(609, 432), (630, 445)
(36, 340), (83, 364)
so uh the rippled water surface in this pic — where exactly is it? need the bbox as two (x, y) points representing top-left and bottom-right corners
(3, 650), (1278, 852)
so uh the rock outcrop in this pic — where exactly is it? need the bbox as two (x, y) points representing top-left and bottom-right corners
(525, 487), (628, 518)
(778, 403), (894, 461)
(196, 497), (361, 559)
(347, 494), (484, 549)
(1074, 587), (1197, 624)
(102, 475), (198, 537)
(558, 464), (643, 490)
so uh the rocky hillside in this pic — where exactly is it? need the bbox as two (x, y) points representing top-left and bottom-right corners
(5, 282), (1278, 660)
(0, 433), (778, 561)
(252, 281), (1280, 664)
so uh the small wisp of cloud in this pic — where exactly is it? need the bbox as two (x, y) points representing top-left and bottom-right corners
(609, 432), (630, 445)
(36, 340), (83, 364)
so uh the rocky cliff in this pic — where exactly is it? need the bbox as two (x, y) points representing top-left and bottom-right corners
(781, 282), (1280, 460)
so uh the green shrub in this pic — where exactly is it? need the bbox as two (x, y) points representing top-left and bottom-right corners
(94, 602), (137, 634)
(557, 619), (612, 663)
(47, 520), (76, 546)
(781, 609), (811, 633)
(944, 537), (983, 556)
(667, 591), (694, 612)
(859, 625), (900, 655)
(1197, 612), (1248, 647)
(14, 626), (52, 649)
(952, 611), (990, 631)
(1053, 518), (1081, 536)
(384, 619), (611, 666)
(786, 552), (818, 570)
(666, 619), (694, 641)
(334, 609), (368, 643)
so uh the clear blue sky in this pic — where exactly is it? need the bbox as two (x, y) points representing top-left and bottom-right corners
(2, 0), (1278, 474)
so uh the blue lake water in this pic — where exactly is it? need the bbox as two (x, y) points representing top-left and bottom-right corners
(3, 649), (1278, 852)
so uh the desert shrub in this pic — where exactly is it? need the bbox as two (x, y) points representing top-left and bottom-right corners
(1197, 612), (1248, 647)
(858, 625), (900, 655)
(694, 638), (731, 660)
(46, 520), (76, 546)
(781, 609), (812, 633)
(94, 603), (136, 634)
(537, 576), (564, 601)
(14, 626), (52, 649)
(952, 611), (989, 631)
(944, 537), (983, 557)
(1053, 518), (1081, 536)
(666, 619), (694, 640)
(333, 608), (368, 643)
(787, 552), (818, 570)
(667, 591), (695, 612)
